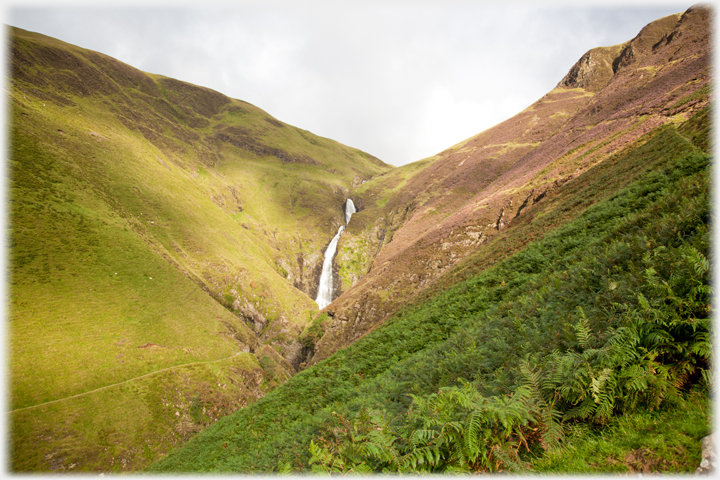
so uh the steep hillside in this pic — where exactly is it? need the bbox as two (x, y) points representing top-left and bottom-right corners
(8, 27), (391, 471)
(313, 6), (711, 364)
(152, 88), (712, 475)
(149, 5), (711, 474)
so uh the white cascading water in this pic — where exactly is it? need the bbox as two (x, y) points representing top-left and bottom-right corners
(345, 198), (357, 223)
(315, 199), (357, 309)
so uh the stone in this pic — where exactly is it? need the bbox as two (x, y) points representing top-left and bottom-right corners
(696, 432), (716, 475)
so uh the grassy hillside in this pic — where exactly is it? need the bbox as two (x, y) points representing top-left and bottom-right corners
(8, 26), (391, 471)
(150, 107), (711, 473)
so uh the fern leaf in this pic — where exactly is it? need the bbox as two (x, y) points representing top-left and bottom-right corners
(575, 307), (593, 349)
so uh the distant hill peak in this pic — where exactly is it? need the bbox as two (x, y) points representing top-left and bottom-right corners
(558, 10), (687, 92)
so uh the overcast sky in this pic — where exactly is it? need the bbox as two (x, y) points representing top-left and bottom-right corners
(6, 1), (693, 166)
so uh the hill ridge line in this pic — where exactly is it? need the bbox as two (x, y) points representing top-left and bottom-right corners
(9, 351), (244, 413)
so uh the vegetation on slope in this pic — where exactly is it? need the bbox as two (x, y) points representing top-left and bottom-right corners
(150, 110), (711, 473)
(8, 26), (391, 472)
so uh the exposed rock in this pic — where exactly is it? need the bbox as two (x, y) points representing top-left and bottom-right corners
(233, 298), (267, 333)
(558, 45), (620, 92)
(696, 433), (716, 475)
(282, 340), (305, 370)
(258, 315), (304, 371)
(612, 42), (636, 73)
(495, 206), (505, 230)
(348, 195), (364, 211)
(560, 12), (682, 93)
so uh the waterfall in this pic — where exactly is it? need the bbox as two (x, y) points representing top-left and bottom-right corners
(315, 225), (345, 309)
(345, 198), (357, 224)
(315, 199), (356, 309)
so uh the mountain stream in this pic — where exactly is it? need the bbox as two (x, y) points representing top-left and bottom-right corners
(315, 199), (356, 309)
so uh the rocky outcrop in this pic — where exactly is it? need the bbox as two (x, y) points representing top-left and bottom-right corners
(558, 45), (621, 92)
(559, 12), (683, 93)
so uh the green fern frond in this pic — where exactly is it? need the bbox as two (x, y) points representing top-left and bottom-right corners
(409, 428), (436, 447)
(562, 396), (596, 421)
(685, 245), (709, 277)
(691, 331), (712, 358)
(637, 292), (651, 311)
(575, 307), (593, 349)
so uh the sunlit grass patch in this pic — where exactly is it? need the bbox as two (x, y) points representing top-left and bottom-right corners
(530, 390), (710, 473)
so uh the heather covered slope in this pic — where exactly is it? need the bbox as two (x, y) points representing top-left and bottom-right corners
(151, 108), (711, 473)
(8, 27), (391, 471)
(317, 6), (711, 364)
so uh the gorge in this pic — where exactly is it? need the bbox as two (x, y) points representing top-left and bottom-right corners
(8, 5), (712, 474)
(315, 199), (357, 309)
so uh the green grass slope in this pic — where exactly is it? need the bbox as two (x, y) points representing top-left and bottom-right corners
(8, 26), (392, 472)
(149, 109), (711, 473)
(9, 97), (266, 471)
